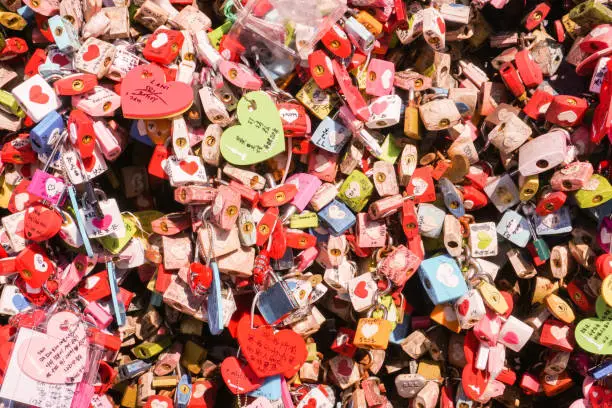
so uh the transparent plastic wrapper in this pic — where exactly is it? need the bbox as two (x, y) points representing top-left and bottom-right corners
(227, 0), (347, 76)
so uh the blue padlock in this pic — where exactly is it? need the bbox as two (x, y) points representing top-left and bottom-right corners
(271, 247), (294, 271)
(417, 203), (446, 239)
(533, 206), (572, 236)
(30, 110), (64, 155)
(17, 6), (34, 21)
(311, 116), (351, 154)
(418, 254), (468, 304)
(48, 15), (80, 54)
(257, 271), (298, 325)
(438, 178), (465, 218)
(175, 374), (192, 408)
(389, 313), (410, 345)
(318, 199), (356, 235)
(130, 120), (155, 146)
(496, 210), (530, 247)
(207, 261), (223, 335)
(248, 375), (281, 400)
(37, 63), (63, 79)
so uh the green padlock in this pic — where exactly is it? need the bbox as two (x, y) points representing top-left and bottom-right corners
(0, 89), (24, 118)
(569, 0), (612, 29)
(207, 20), (233, 49)
(574, 174), (612, 209)
(98, 215), (138, 254)
(378, 134), (402, 164)
(338, 170), (374, 212)
(290, 211), (319, 229)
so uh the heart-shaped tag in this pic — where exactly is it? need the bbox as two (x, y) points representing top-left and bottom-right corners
(220, 91), (285, 165)
(120, 64), (193, 119)
(16, 245), (55, 288)
(237, 315), (307, 378)
(221, 356), (264, 394)
(575, 296), (612, 355)
(24, 204), (62, 242)
(17, 311), (88, 384)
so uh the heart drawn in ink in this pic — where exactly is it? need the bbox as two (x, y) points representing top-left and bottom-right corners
(179, 160), (198, 175)
(52, 54), (70, 66)
(92, 215), (112, 230)
(82, 44), (100, 61)
(220, 91), (285, 165)
(29, 85), (49, 104)
(337, 359), (352, 377)
(17, 311), (88, 384)
(120, 64), (193, 119)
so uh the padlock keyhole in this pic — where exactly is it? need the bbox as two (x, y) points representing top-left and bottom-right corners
(536, 159), (549, 169)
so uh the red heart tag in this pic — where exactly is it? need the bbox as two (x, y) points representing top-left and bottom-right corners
(120, 64), (193, 119)
(462, 363), (489, 400)
(220, 356), (264, 394)
(24, 204), (62, 242)
(15, 245), (54, 289)
(29, 85), (49, 104)
(236, 314), (307, 378)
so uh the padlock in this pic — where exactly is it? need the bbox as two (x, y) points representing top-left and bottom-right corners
(143, 29), (184, 65)
(311, 116), (351, 154)
(353, 304), (394, 350)
(366, 58), (394, 97)
(419, 99), (461, 131)
(498, 315), (534, 352)
(256, 270), (299, 325)
(11, 74), (60, 122)
(454, 289), (486, 330)
(418, 255), (468, 305)
(378, 245), (420, 287)
(48, 15), (80, 53)
(366, 94), (402, 129)
(73, 37), (115, 78)
(487, 112), (532, 154)
(308, 50), (335, 90)
(574, 174), (612, 208)
(535, 189), (567, 216)
(545, 95), (588, 127)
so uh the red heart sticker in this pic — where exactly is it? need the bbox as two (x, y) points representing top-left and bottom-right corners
(179, 160), (198, 175)
(24, 204), (62, 242)
(82, 44), (100, 61)
(220, 356), (264, 394)
(236, 314), (307, 378)
(120, 64), (193, 119)
(457, 298), (470, 316)
(354, 281), (369, 298)
(29, 85), (49, 104)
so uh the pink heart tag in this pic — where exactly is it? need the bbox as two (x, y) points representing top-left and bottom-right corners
(17, 311), (88, 384)
(92, 215), (112, 230)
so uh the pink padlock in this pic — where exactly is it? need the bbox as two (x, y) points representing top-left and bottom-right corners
(308, 149), (338, 183)
(473, 309), (502, 346)
(84, 300), (113, 329)
(366, 58), (395, 97)
(27, 169), (67, 206)
(378, 244), (421, 287)
(94, 120), (122, 161)
(211, 185), (241, 230)
(356, 212), (387, 248)
(550, 161), (594, 191)
(285, 173), (323, 211)
(218, 60), (263, 90)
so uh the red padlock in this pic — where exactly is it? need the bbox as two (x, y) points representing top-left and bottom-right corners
(0, 38), (28, 60)
(187, 262), (213, 295)
(321, 24), (352, 59)
(24, 49), (47, 79)
(566, 278), (595, 313)
(308, 50), (335, 90)
(53, 73), (98, 96)
(1, 136), (37, 164)
(148, 144), (171, 180)
(285, 230), (316, 249)
(333, 60), (370, 121)
(34, 14), (54, 43)
(523, 2), (550, 31)
(259, 184), (298, 207)
(545, 95), (587, 127)
(461, 185), (489, 211)
(523, 89), (554, 120)
(539, 319), (574, 352)
(499, 62), (526, 98)
(142, 30), (185, 65)
(256, 207), (279, 246)
(276, 102), (309, 137)
(554, 20), (565, 43)
(596, 253), (612, 279)
(515, 49), (543, 88)
(15, 245), (55, 289)
(535, 190), (567, 216)
(68, 109), (97, 159)
(580, 24), (612, 53)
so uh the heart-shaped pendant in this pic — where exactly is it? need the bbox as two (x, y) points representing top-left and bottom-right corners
(120, 64), (193, 119)
(220, 91), (285, 165)
(575, 296), (612, 355)
(220, 356), (264, 394)
(17, 311), (88, 384)
(24, 204), (63, 242)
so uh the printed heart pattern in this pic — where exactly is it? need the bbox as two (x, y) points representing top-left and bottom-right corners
(51, 53), (70, 66)
(381, 69), (393, 89)
(370, 100), (388, 115)
(328, 204), (346, 219)
(121, 64), (193, 119)
(220, 91), (285, 165)
(237, 315), (307, 378)
(477, 231), (493, 250)
(557, 110), (578, 124)
(82, 44), (100, 61)
(29, 85), (49, 104)
(344, 181), (361, 199)
(502, 332), (519, 345)
(279, 108), (299, 123)
(221, 356), (264, 394)
(17, 311), (88, 383)
(44, 177), (65, 198)
(336, 358), (353, 377)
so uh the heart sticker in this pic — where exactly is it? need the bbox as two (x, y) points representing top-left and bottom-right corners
(220, 91), (285, 165)
(120, 64), (193, 119)
(17, 311), (88, 384)
(436, 263), (459, 287)
(381, 69), (393, 89)
(29, 85), (49, 104)
(360, 323), (379, 338)
(24, 204), (62, 242)
(92, 215), (112, 230)
(13, 192), (29, 211)
(557, 110), (578, 124)
(179, 160), (199, 175)
(82, 44), (100, 61)
(477, 231), (493, 250)
(151, 32), (169, 48)
(353, 280), (369, 298)
(44, 177), (65, 198)
(328, 204), (346, 219)
(279, 108), (299, 123)
(344, 182), (361, 199)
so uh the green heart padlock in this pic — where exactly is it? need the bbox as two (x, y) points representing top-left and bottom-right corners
(574, 296), (612, 355)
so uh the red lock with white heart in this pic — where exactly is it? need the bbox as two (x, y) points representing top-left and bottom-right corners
(15, 244), (55, 289)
